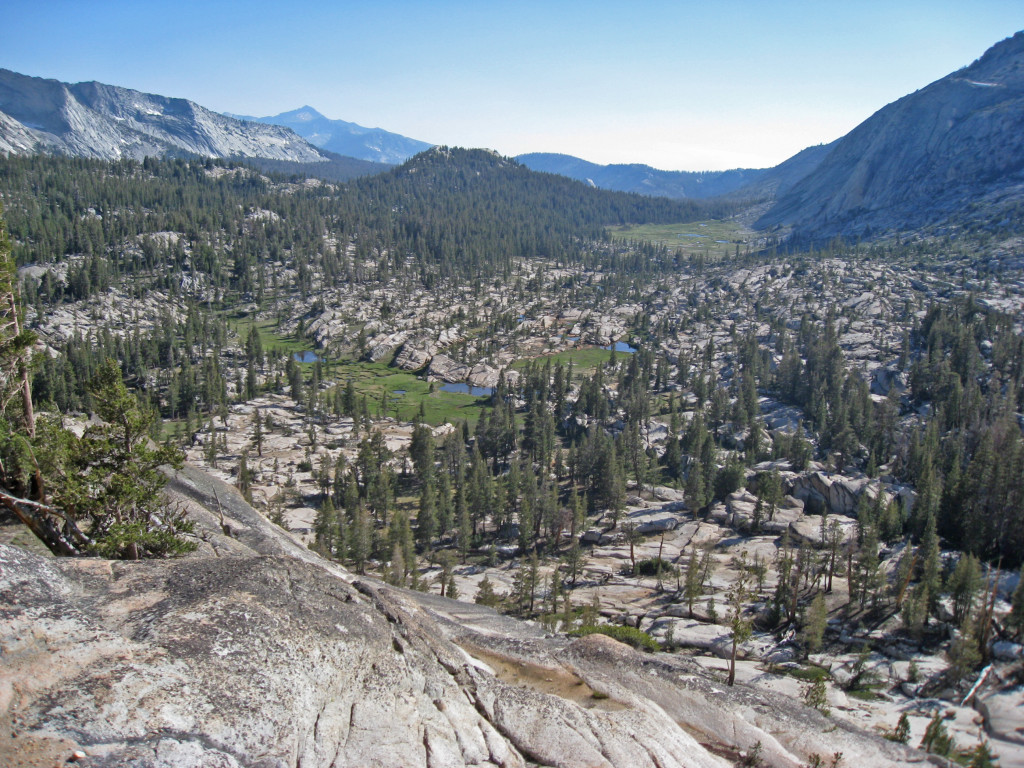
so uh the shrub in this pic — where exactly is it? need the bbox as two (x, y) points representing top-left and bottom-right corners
(634, 556), (678, 577)
(569, 624), (660, 652)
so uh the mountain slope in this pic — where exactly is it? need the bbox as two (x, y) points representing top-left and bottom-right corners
(757, 32), (1024, 241)
(234, 105), (433, 164)
(0, 69), (328, 163)
(725, 142), (837, 201)
(516, 152), (769, 199)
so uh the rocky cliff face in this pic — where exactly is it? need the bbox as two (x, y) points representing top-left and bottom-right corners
(0, 69), (328, 163)
(757, 32), (1024, 241)
(0, 467), (923, 768)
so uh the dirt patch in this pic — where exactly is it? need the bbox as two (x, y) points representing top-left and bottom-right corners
(0, 715), (82, 768)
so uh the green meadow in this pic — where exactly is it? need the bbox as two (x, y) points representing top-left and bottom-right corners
(610, 219), (753, 261)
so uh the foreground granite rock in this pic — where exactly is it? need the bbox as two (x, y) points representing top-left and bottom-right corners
(0, 467), (927, 768)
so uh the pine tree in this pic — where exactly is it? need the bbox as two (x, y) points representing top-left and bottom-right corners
(314, 496), (339, 556)
(389, 508), (416, 584)
(948, 612), (983, 685)
(901, 584), (928, 639)
(966, 740), (997, 768)
(563, 540), (587, 588)
(920, 512), (942, 618)
(456, 481), (472, 562)
(475, 574), (501, 607)
(854, 523), (883, 611)
(885, 713), (911, 744)
(802, 591), (828, 655)
(416, 476), (437, 550)
(803, 677), (830, 716)
(349, 505), (371, 574)
(3, 358), (191, 559)
(0, 203), (36, 438)
(436, 471), (453, 536)
(919, 711), (955, 756)
(1009, 563), (1024, 641)
(509, 552), (540, 616)
(948, 554), (981, 626)
(683, 545), (702, 618)
(686, 457), (707, 513)
(726, 565), (752, 686)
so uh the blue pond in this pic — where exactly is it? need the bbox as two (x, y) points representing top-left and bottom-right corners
(293, 351), (323, 363)
(604, 341), (637, 354)
(392, 390), (406, 396)
(440, 383), (494, 397)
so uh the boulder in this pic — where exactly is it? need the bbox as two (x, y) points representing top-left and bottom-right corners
(978, 689), (1024, 746)
(788, 514), (857, 547)
(394, 343), (431, 371)
(651, 485), (685, 502)
(467, 363), (501, 389)
(991, 640), (1024, 661)
(428, 354), (471, 383)
(871, 366), (908, 397)
(636, 516), (679, 535)
(581, 528), (606, 545)
(366, 330), (409, 362)
(789, 472), (872, 516)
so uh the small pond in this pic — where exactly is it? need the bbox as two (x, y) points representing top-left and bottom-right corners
(440, 383), (494, 397)
(603, 341), (637, 354)
(293, 351), (323, 363)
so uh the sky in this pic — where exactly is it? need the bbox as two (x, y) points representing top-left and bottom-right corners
(3, 1), (1023, 171)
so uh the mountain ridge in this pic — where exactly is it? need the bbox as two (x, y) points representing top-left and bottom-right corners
(516, 152), (769, 199)
(0, 68), (329, 163)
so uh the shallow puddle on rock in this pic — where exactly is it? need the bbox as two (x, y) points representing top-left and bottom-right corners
(459, 642), (627, 711)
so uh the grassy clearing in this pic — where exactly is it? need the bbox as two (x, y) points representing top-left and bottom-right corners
(226, 313), (314, 356)
(328, 359), (489, 427)
(512, 346), (616, 378)
(609, 219), (753, 261)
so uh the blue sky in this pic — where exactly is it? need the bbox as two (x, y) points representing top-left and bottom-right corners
(3, 1), (1022, 170)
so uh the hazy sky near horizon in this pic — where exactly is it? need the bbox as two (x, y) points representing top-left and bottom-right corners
(4, 1), (1023, 171)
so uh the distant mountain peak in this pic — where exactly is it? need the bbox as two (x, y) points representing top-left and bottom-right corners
(287, 106), (326, 122)
(241, 106), (432, 165)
